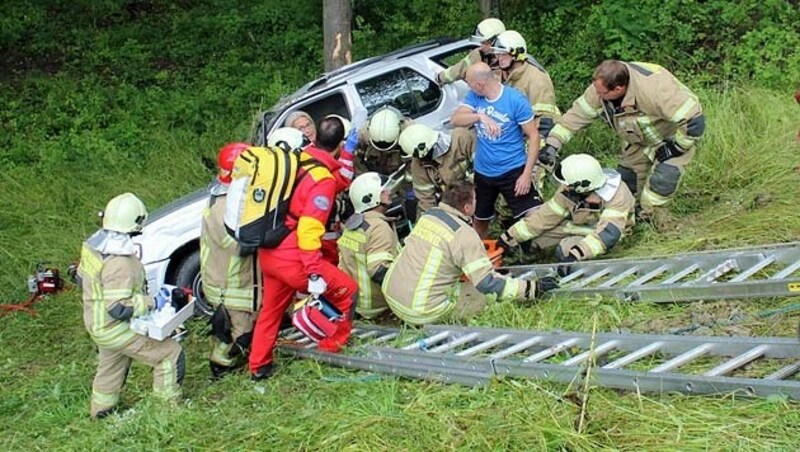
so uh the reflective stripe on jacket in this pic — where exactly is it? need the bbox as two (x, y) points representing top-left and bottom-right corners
(410, 127), (475, 212)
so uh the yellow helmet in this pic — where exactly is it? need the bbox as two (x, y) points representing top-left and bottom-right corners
(492, 30), (527, 61)
(102, 193), (148, 233)
(553, 154), (607, 193)
(349, 172), (385, 213)
(398, 123), (439, 159)
(267, 127), (305, 151)
(368, 107), (402, 151)
(470, 18), (505, 44)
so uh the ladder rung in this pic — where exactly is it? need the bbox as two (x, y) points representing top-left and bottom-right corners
(523, 338), (579, 363)
(688, 259), (738, 285)
(456, 334), (511, 357)
(561, 340), (619, 366)
(730, 255), (776, 282)
(429, 333), (481, 353)
(628, 265), (670, 286)
(765, 361), (800, 380)
(285, 331), (306, 341)
(560, 268), (588, 285)
(599, 266), (639, 288)
(771, 260), (800, 280)
(373, 332), (399, 344)
(650, 343), (714, 373)
(571, 268), (612, 288)
(603, 341), (663, 369)
(661, 264), (699, 285)
(403, 331), (451, 350)
(489, 336), (543, 360)
(356, 330), (379, 340)
(704, 345), (770, 377)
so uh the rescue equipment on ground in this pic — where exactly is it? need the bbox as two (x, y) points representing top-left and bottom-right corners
(1, 262), (67, 317)
(130, 285), (194, 341)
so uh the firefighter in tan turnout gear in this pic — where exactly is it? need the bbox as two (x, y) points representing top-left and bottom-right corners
(201, 142), (263, 379)
(78, 193), (184, 419)
(542, 60), (705, 226)
(338, 172), (401, 319)
(398, 123), (475, 214)
(382, 181), (558, 325)
(353, 106), (413, 176)
(437, 18), (505, 85)
(498, 154), (635, 274)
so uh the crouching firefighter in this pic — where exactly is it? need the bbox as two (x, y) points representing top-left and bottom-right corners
(498, 154), (635, 275)
(77, 193), (185, 419)
(338, 172), (402, 319)
(248, 116), (358, 381)
(382, 181), (558, 325)
(201, 142), (263, 379)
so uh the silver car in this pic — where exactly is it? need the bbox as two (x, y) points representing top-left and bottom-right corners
(132, 38), (478, 313)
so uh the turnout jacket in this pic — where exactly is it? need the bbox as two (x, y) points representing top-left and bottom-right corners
(410, 127), (475, 212)
(78, 231), (151, 349)
(338, 210), (401, 318)
(508, 170), (636, 259)
(547, 62), (704, 159)
(503, 60), (560, 135)
(200, 187), (262, 312)
(382, 203), (530, 325)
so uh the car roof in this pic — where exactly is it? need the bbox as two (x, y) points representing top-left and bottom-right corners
(268, 37), (474, 112)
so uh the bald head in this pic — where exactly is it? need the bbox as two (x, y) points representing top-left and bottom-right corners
(466, 62), (493, 82)
(465, 62), (498, 97)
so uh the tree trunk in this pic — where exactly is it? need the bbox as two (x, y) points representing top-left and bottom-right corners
(323, 0), (352, 72)
(478, 0), (501, 19)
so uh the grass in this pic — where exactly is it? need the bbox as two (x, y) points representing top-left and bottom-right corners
(3, 1), (800, 449)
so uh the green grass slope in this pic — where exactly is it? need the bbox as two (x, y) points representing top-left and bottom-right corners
(2, 1), (800, 450)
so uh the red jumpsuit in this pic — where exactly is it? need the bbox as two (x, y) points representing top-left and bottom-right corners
(249, 147), (358, 373)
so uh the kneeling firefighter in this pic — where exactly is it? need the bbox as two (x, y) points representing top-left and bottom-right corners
(201, 142), (264, 379)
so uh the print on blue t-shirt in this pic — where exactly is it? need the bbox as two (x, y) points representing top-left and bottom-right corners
(461, 85), (535, 177)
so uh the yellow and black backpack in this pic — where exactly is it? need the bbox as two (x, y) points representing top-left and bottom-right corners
(224, 146), (319, 249)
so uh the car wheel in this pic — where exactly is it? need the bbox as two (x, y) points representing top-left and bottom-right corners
(173, 250), (212, 317)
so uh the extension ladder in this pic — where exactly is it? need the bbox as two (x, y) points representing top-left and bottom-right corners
(503, 242), (800, 303)
(279, 323), (800, 400)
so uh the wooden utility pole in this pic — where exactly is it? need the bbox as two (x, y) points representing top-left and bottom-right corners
(323, 0), (352, 72)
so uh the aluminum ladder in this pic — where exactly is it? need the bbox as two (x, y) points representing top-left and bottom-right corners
(279, 323), (800, 400)
(502, 241), (800, 303)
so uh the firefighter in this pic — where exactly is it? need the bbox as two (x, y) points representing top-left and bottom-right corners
(201, 142), (263, 379)
(437, 18), (505, 85)
(338, 172), (401, 319)
(249, 117), (358, 381)
(498, 154), (635, 273)
(382, 181), (558, 325)
(398, 123), (475, 214)
(353, 106), (413, 177)
(451, 62), (544, 239)
(491, 30), (560, 162)
(77, 193), (184, 419)
(542, 60), (705, 227)
(285, 110), (316, 146)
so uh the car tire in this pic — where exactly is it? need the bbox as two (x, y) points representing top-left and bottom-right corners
(173, 250), (212, 317)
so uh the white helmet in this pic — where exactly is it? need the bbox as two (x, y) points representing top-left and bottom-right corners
(268, 127), (305, 151)
(103, 192), (148, 233)
(470, 18), (505, 44)
(492, 30), (527, 61)
(553, 154), (607, 193)
(368, 107), (402, 151)
(325, 114), (353, 137)
(398, 124), (439, 159)
(349, 172), (384, 213)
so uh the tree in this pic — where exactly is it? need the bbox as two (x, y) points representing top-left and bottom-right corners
(323, 0), (352, 72)
(478, 0), (501, 18)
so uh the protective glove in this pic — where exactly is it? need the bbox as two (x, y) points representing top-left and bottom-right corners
(344, 127), (359, 153)
(655, 140), (684, 163)
(537, 144), (559, 171)
(556, 250), (579, 277)
(307, 274), (328, 297)
(535, 276), (560, 295)
(154, 286), (171, 310)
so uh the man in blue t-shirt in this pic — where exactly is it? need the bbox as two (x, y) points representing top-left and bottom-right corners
(451, 62), (543, 238)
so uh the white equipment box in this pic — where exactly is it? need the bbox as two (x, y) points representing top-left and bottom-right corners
(131, 298), (195, 341)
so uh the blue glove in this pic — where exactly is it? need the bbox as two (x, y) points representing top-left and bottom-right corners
(154, 287), (171, 310)
(344, 127), (359, 153)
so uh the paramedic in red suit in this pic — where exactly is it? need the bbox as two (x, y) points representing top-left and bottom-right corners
(249, 117), (358, 380)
